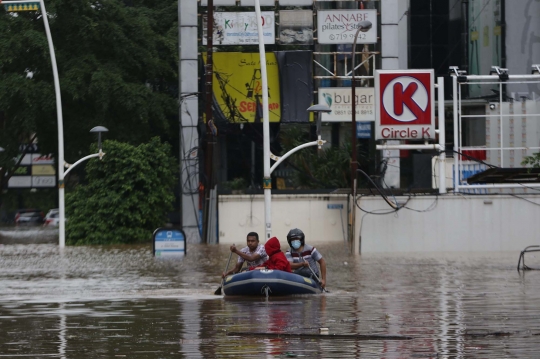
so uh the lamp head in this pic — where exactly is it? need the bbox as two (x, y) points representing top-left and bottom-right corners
(90, 126), (109, 151)
(307, 104), (332, 113)
(357, 20), (373, 32)
(307, 104), (331, 139)
(90, 126), (109, 134)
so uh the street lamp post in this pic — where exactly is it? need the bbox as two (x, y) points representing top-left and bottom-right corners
(253, 0), (332, 240)
(350, 20), (373, 251)
(3, 2), (109, 247)
(269, 105), (331, 174)
(253, 0), (272, 241)
(63, 127), (108, 178)
(3, 0), (66, 247)
(60, 126), (108, 245)
(307, 104), (332, 148)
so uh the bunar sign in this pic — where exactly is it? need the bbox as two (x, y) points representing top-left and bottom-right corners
(375, 70), (435, 141)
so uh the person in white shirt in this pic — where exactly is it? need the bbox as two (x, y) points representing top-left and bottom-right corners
(222, 232), (268, 278)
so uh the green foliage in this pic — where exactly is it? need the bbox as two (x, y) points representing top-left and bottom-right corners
(65, 138), (177, 245)
(221, 177), (247, 191)
(280, 124), (352, 189)
(0, 0), (178, 206)
(522, 153), (540, 168)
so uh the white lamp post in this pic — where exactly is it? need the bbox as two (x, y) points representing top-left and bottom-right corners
(350, 20), (373, 252)
(253, 0), (272, 240)
(3, 2), (109, 247)
(3, 0), (66, 247)
(253, 0), (331, 241)
(63, 127), (108, 178)
(61, 126), (108, 244)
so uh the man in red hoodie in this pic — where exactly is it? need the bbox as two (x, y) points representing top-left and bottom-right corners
(250, 237), (291, 272)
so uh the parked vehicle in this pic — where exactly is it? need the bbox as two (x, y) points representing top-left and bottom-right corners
(15, 209), (44, 226)
(43, 209), (60, 227)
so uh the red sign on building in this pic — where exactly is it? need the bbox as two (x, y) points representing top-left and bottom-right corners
(375, 70), (435, 140)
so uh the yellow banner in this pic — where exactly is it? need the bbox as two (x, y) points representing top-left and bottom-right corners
(32, 165), (56, 176)
(203, 52), (281, 123)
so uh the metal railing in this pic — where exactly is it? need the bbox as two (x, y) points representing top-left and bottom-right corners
(452, 74), (540, 192)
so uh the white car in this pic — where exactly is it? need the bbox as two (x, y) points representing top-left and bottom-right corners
(43, 209), (60, 227)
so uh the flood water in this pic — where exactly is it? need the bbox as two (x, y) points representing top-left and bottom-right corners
(1, 232), (540, 358)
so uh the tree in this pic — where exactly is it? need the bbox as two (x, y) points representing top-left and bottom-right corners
(0, 0), (178, 210)
(65, 138), (177, 245)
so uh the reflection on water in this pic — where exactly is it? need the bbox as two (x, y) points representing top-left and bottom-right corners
(1, 242), (540, 358)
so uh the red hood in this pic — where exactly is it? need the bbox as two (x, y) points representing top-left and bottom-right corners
(265, 237), (282, 256)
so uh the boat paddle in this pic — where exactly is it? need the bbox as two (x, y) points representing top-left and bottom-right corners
(301, 257), (329, 293)
(214, 244), (234, 295)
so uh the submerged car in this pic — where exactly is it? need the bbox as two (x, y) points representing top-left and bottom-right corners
(43, 209), (60, 227)
(15, 209), (44, 226)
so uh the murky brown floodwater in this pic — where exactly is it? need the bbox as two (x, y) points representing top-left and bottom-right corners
(1, 233), (540, 358)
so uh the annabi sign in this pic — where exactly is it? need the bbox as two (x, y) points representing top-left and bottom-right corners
(317, 10), (377, 45)
(375, 70), (435, 140)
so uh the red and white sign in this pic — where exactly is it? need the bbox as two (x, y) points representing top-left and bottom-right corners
(375, 70), (435, 140)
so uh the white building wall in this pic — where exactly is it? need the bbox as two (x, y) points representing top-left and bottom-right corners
(218, 194), (348, 245)
(219, 194), (540, 253)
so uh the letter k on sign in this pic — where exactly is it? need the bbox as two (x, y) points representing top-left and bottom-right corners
(380, 73), (432, 125)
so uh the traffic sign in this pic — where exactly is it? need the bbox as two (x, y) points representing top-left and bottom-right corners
(375, 70), (435, 140)
(356, 122), (372, 139)
(153, 228), (186, 258)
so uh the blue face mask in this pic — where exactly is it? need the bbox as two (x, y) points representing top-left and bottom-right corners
(291, 240), (301, 249)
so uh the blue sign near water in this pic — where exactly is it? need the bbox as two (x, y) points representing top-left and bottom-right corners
(153, 228), (186, 258)
(356, 122), (372, 139)
(327, 204), (344, 209)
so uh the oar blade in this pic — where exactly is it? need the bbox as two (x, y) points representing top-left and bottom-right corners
(215, 244), (234, 296)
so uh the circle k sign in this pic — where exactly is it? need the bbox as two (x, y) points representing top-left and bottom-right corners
(375, 70), (435, 140)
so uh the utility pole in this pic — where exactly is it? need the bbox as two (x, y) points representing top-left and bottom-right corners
(202, 0), (215, 244)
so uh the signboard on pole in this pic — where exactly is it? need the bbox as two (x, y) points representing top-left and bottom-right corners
(319, 87), (375, 122)
(375, 70), (435, 140)
(153, 228), (187, 258)
(7, 153), (56, 189)
(356, 122), (372, 139)
(202, 12), (275, 46)
(279, 10), (313, 45)
(317, 10), (377, 45)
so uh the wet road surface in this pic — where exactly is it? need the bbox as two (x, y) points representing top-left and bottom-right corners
(1, 238), (540, 358)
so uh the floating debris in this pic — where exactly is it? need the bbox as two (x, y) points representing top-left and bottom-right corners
(227, 332), (413, 340)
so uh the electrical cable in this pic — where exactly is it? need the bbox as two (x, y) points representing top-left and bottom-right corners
(509, 193), (540, 206)
(179, 96), (202, 241)
(356, 168), (400, 210)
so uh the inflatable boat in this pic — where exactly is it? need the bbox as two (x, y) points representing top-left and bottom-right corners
(222, 269), (321, 296)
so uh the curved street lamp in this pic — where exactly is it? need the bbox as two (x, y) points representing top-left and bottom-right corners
(60, 126), (108, 245)
(350, 20), (373, 191)
(350, 20), (373, 251)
